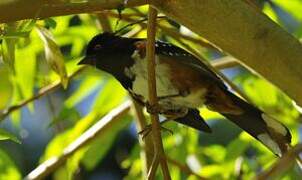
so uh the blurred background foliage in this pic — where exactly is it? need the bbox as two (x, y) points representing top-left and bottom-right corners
(0, 0), (302, 179)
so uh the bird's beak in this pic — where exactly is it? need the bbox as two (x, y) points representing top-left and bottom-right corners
(78, 55), (96, 65)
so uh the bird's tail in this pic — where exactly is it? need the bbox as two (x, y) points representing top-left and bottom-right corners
(221, 91), (291, 156)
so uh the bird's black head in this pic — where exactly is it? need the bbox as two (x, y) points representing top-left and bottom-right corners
(78, 32), (138, 75)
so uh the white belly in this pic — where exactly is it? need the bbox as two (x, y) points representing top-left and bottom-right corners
(125, 51), (206, 109)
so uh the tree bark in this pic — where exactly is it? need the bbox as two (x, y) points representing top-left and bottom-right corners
(150, 0), (302, 106)
(0, 0), (146, 23)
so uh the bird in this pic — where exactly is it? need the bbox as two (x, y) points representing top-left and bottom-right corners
(78, 32), (291, 157)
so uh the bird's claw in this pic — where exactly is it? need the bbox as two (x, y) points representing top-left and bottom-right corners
(138, 125), (173, 139)
(146, 102), (163, 114)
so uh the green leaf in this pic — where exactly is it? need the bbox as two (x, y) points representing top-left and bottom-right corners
(1, 38), (16, 74)
(44, 18), (57, 29)
(92, 78), (127, 113)
(41, 112), (98, 161)
(0, 65), (13, 110)
(36, 26), (69, 88)
(64, 76), (102, 108)
(14, 43), (37, 112)
(224, 135), (249, 161)
(82, 115), (132, 170)
(17, 19), (36, 32)
(48, 106), (81, 127)
(0, 128), (21, 144)
(41, 112), (98, 178)
(0, 148), (21, 180)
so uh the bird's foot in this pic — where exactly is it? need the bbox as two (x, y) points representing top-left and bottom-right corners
(138, 124), (173, 139)
(146, 102), (165, 114)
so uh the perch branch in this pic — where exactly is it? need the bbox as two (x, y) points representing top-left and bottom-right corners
(24, 101), (132, 180)
(146, 7), (171, 180)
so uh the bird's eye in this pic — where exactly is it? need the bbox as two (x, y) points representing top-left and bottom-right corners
(94, 44), (102, 50)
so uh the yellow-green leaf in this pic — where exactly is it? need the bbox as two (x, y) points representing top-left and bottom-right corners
(0, 128), (21, 144)
(0, 148), (21, 180)
(36, 26), (68, 88)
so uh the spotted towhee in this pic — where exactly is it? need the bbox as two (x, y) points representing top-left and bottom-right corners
(79, 32), (291, 156)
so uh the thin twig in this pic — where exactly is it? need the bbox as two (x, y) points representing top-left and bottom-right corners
(256, 144), (302, 180)
(234, 157), (244, 180)
(106, 12), (218, 51)
(24, 101), (132, 180)
(96, 11), (113, 32)
(146, 7), (171, 180)
(211, 56), (239, 69)
(0, 67), (86, 121)
(166, 156), (208, 180)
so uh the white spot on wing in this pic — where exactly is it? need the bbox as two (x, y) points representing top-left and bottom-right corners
(258, 133), (282, 156)
(261, 114), (287, 136)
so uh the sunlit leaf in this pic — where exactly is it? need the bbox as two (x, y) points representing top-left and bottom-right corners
(14, 41), (37, 112)
(36, 26), (69, 88)
(0, 65), (13, 110)
(81, 115), (132, 170)
(92, 78), (127, 113)
(41, 112), (98, 179)
(1, 32), (16, 73)
(64, 76), (102, 108)
(0, 128), (21, 144)
(0, 148), (21, 180)
(274, 0), (302, 20)
(17, 19), (36, 32)
(41, 112), (98, 161)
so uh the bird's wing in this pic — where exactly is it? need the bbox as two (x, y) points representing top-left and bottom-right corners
(154, 41), (227, 90)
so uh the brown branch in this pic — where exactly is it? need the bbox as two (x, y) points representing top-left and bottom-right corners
(0, 0), (147, 23)
(0, 67), (86, 121)
(96, 12), (113, 33)
(146, 7), (171, 180)
(256, 144), (302, 180)
(166, 156), (208, 180)
(24, 101), (132, 180)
